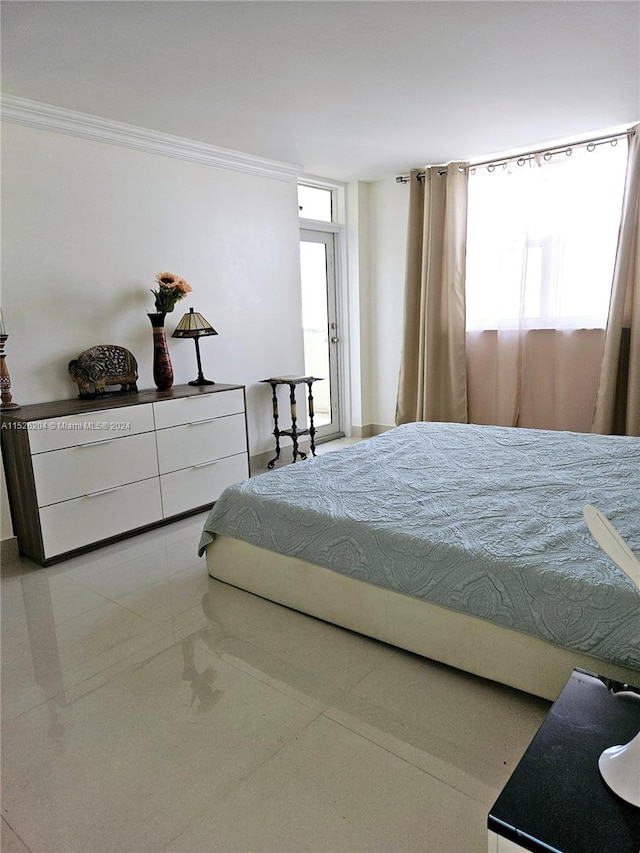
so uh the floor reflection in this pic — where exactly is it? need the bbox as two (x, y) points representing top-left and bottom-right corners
(20, 569), (68, 737)
(180, 631), (223, 712)
(1, 524), (549, 853)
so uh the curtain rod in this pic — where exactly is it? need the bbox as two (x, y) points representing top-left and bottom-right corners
(395, 127), (636, 184)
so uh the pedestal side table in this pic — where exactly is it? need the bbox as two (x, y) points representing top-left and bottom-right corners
(260, 375), (323, 469)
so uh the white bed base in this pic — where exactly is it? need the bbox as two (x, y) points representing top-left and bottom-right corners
(206, 535), (640, 702)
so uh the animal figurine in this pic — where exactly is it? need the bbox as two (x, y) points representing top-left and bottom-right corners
(68, 345), (138, 398)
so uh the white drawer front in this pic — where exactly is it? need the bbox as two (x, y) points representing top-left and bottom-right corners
(160, 453), (249, 518)
(156, 413), (247, 475)
(32, 432), (159, 507)
(39, 478), (163, 558)
(28, 404), (155, 454)
(153, 389), (244, 430)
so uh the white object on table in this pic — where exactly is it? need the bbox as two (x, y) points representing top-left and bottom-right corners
(583, 505), (640, 808)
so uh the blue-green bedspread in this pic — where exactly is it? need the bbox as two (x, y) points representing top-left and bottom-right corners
(199, 423), (640, 670)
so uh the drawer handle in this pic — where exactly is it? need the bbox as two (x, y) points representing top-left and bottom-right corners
(84, 486), (122, 498)
(77, 438), (119, 448)
(192, 459), (219, 469)
(184, 394), (239, 401)
(187, 413), (241, 426)
(187, 418), (219, 426)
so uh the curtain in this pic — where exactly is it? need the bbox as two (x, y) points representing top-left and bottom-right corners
(593, 124), (640, 436)
(467, 328), (606, 432)
(395, 165), (469, 425)
(465, 143), (627, 430)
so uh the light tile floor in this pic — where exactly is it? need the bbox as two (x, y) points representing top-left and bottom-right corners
(1, 438), (550, 853)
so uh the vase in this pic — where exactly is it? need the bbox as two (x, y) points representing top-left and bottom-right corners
(148, 313), (174, 391)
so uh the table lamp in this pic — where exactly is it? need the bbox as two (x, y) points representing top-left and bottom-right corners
(172, 308), (218, 386)
(584, 505), (640, 808)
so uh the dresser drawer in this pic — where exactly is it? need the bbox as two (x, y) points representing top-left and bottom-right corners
(39, 477), (163, 558)
(27, 404), (155, 454)
(153, 388), (244, 430)
(155, 413), (247, 475)
(32, 432), (159, 507)
(160, 453), (249, 518)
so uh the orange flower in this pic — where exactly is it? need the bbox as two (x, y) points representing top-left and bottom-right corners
(155, 272), (179, 287)
(151, 272), (192, 313)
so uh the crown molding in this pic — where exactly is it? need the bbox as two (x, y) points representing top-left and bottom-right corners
(0, 94), (301, 182)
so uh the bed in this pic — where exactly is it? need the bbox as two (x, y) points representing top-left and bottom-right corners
(199, 422), (640, 700)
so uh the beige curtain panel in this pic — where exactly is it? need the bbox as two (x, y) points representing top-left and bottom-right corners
(593, 124), (640, 436)
(396, 165), (469, 425)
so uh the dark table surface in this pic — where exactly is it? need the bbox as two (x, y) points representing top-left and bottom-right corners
(488, 668), (640, 853)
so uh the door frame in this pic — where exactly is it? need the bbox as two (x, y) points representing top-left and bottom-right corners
(298, 176), (349, 441)
(299, 225), (343, 440)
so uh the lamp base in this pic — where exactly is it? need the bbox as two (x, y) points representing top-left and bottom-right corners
(598, 729), (640, 807)
(188, 378), (215, 386)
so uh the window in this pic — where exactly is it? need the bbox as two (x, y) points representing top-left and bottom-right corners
(465, 141), (628, 331)
(297, 185), (333, 222)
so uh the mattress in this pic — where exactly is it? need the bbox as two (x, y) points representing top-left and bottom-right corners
(199, 422), (640, 671)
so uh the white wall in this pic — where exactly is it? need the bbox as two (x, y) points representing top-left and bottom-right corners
(343, 177), (408, 436)
(345, 181), (371, 433)
(1, 122), (304, 539)
(367, 178), (410, 431)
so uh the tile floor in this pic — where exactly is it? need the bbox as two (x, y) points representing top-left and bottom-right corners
(1, 439), (550, 853)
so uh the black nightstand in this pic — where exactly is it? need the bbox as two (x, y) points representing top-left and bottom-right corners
(488, 668), (640, 853)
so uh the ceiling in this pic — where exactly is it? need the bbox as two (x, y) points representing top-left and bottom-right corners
(2, 1), (639, 181)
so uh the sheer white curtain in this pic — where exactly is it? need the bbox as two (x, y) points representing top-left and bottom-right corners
(465, 142), (628, 430)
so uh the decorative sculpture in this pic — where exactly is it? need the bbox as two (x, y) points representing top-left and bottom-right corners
(68, 345), (138, 399)
(0, 309), (20, 410)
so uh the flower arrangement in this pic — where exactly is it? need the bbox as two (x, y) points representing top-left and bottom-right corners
(150, 272), (192, 314)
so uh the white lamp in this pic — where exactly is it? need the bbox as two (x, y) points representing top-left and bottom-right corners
(583, 505), (640, 808)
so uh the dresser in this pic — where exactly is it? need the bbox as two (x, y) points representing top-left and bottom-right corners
(1, 384), (249, 565)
